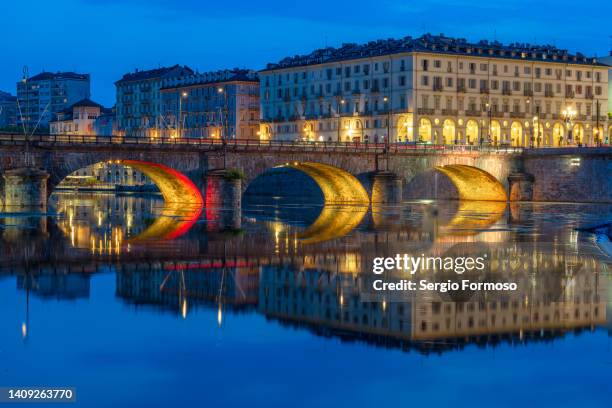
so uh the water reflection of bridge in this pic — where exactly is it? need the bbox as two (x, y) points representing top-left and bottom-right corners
(9, 241), (609, 354)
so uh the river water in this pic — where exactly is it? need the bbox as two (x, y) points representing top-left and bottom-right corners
(1, 192), (611, 407)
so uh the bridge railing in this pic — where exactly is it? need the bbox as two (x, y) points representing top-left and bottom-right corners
(0, 132), (531, 154)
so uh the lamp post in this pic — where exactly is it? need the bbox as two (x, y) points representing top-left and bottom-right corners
(383, 96), (390, 170)
(22, 66), (31, 165)
(217, 86), (229, 169)
(485, 101), (492, 145)
(177, 91), (188, 139)
(562, 106), (576, 146)
(337, 97), (345, 142)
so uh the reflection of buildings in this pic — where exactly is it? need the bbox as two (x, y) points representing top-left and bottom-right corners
(51, 193), (164, 254)
(17, 273), (90, 300)
(116, 265), (259, 316)
(258, 246), (607, 353)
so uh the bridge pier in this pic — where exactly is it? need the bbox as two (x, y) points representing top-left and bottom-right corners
(508, 173), (534, 202)
(2, 168), (50, 211)
(370, 171), (403, 204)
(205, 170), (242, 230)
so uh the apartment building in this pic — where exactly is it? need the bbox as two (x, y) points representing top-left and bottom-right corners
(16, 71), (90, 131)
(600, 53), (612, 121)
(159, 69), (259, 140)
(115, 64), (194, 137)
(0, 90), (17, 128)
(260, 34), (609, 146)
(50, 98), (112, 136)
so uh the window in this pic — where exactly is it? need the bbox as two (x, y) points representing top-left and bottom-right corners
(446, 77), (453, 87)
(364, 65), (370, 75)
(480, 63), (488, 71)
(354, 65), (360, 74)
(399, 76), (406, 86)
(468, 79), (476, 89)
(524, 66), (531, 75)
(434, 60), (441, 68)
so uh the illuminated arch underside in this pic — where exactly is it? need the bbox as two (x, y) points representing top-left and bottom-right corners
(129, 202), (202, 242)
(283, 162), (369, 204)
(435, 165), (507, 202)
(119, 160), (203, 241)
(120, 160), (203, 206)
(298, 204), (368, 244)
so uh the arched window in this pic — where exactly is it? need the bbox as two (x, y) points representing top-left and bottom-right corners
(418, 118), (432, 143)
(442, 119), (455, 144)
(490, 120), (501, 145)
(572, 123), (584, 145)
(466, 120), (479, 144)
(510, 122), (523, 147)
(552, 123), (564, 147)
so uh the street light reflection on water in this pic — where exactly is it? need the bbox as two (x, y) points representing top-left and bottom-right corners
(1, 191), (611, 407)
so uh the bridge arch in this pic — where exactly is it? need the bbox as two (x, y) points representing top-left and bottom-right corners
(244, 161), (369, 205)
(405, 165), (507, 202)
(50, 159), (203, 207)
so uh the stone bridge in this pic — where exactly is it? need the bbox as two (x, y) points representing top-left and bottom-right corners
(0, 136), (611, 211)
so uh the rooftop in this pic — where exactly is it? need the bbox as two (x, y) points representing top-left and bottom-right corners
(28, 71), (90, 81)
(115, 64), (194, 84)
(160, 68), (259, 90)
(263, 33), (605, 71)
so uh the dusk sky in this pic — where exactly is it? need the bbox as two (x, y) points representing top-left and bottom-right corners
(2, 0), (611, 106)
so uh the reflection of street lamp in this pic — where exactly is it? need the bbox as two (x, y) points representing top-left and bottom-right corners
(177, 91), (188, 138)
(562, 106), (576, 145)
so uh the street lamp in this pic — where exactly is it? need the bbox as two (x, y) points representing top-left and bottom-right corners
(562, 106), (576, 145)
(217, 86), (229, 168)
(383, 96), (390, 170)
(177, 91), (188, 139)
(337, 98), (345, 142)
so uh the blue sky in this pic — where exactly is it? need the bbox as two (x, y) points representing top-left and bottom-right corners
(1, 0), (610, 106)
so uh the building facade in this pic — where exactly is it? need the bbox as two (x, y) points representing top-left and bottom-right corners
(259, 34), (609, 147)
(0, 90), (17, 128)
(50, 98), (112, 136)
(16, 71), (90, 131)
(115, 65), (194, 137)
(600, 53), (612, 134)
(159, 69), (260, 140)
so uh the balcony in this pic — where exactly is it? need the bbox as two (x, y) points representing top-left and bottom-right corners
(433, 84), (443, 92)
(371, 86), (380, 93)
(465, 110), (481, 117)
(545, 90), (554, 97)
(457, 85), (466, 93)
(502, 89), (512, 96)
(480, 87), (489, 94)
(510, 112), (525, 118)
(352, 89), (361, 95)
(565, 91), (575, 98)
(523, 89), (533, 97)
(417, 108), (435, 115)
(441, 109), (458, 116)
(585, 93), (594, 99)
